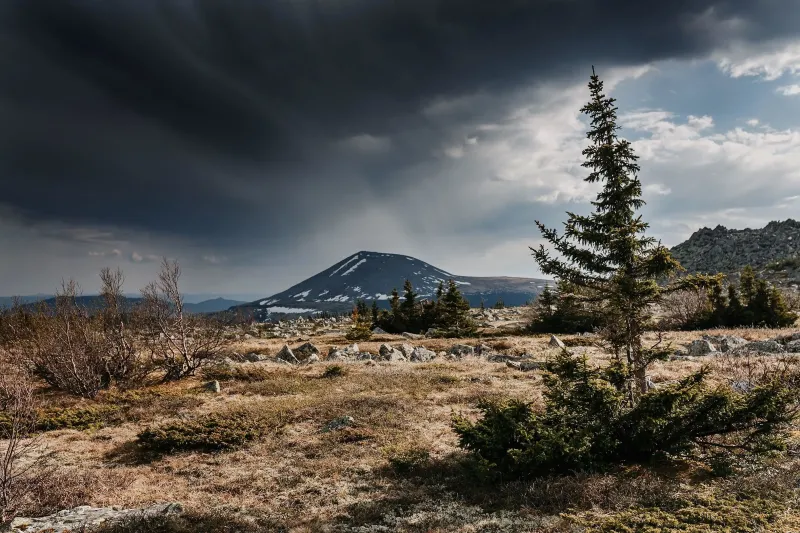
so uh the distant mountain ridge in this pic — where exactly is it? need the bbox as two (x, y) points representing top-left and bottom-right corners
(0, 295), (245, 314)
(670, 219), (800, 284)
(237, 251), (549, 320)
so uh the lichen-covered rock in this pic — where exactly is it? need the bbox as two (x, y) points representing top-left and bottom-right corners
(203, 380), (221, 393)
(378, 344), (405, 361)
(549, 335), (565, 349)
(449, 344), (475, 358)
(410, 347), (436, 362)
(702, 335), (748, 352)
(276, 344), (300, 364)
(687, 339), (717, 356)
(786, 340), (800, 353)
(10, 503), (183, 533)
(397, 343), (415, 357)
(294, 342), (320, 361)
(736, 340), (786, 354)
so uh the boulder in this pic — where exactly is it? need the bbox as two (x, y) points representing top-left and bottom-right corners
(243, 352), (267, 363)
(305, 354), (320, 364)
(448, 344), (475, 358)
(378, 344), (406, 362)
(397, 343), (416, 357)
(276, 344), (300, 364)
(372, 327), (388, 334)
(326, 350), (349, 362)
(687, 339), (716, 356)
(475, 344), (493, 357)
(787, 339), (800, 353)
(11, 503), (183, 533)
(702, 335), (747, 352)
(344, 343), (360, 355)
(410, 347), (436, 362)
(203, 380), (221, 393)
(771, 332), (800, 344)
(549, 335), (566, 349)
(737, 340), (785, 354)
(401, 332), (424, 340)
(294, 342), (320, 361)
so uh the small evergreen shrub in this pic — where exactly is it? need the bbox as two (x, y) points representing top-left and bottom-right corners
(138, 408), (283, 453)
(0, 404), (122, 434)
(452, 350), (798, 479)
(322, 365), (347, 379)
(345, 303), (373, 341)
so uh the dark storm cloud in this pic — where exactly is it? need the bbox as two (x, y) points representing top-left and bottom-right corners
(1, 0), (798, 248)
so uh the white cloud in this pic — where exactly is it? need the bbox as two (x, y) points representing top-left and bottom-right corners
(715, 39), (800, 80)
(777, 84), (800, 96)
(746, 118), (760, 126)
(130, 252), (159, 263)
(88, 249), (122, 258)
(202, 255), (227, 265)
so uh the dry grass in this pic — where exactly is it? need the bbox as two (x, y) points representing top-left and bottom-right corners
(6, 326), (800, 531)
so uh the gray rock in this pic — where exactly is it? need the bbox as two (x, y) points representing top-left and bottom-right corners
(276, 344), (300, 364)
(401, 332), (424, 340)
(344, 343), (360, 355)
(475, 344), (493, 357)
(203, 380), (221, 393)
(357, 352), (374, 361)
(786, 339), (800, 353)
(449, 344), (475, 357)
(326, 350), (349, 362)
(410, 346), (436, 362)
(10, 503), (183, 533)
(322, 416), (354, 432)
(549, 335), (566, 349)
(304, 353), (320, 364)
(702, 335), (748, 352)
(372, 327), (388, 334)
(294, 342), (320, 360)
(397, 343), (415, 357)
(378, 344), (405, 361)
(687, 339), (717, 356)
(737, 340), (786, 354)
(771, 332), (800, 344)
(243, 352), (266, 363)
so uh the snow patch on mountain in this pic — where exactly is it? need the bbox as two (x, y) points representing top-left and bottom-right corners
(294, 290), (311, 299)
(330, 254), (360, 276)
(341, 259), (367, 276)
(265, 306), (319, 314)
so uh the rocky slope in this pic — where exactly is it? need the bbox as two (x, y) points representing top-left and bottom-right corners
(670, 219), (800, 284)
(238, 251), (549, 320)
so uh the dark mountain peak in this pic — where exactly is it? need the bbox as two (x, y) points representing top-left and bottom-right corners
(239, 252), (548, 320)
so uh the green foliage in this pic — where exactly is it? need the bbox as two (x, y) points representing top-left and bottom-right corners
(0, 404), (122, 435)
(94, 510), (286, 533)
(492, 297), (505, 309)
(530, 68), (715, 395)
(322, 365), (347, 379)
(674, 266), (798, 329)
(767, 255), (800, 272)
(138, 408), (282, 453)
(453, 350), (798, 479)
(376, 279), (476, 337)
(345, 302), (373, 341)
(528, 281), (604, 334)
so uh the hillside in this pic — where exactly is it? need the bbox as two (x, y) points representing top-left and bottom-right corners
(2, 295), (245, 314)
(670, 219), (800, 284)
(239, 251), (549, 320)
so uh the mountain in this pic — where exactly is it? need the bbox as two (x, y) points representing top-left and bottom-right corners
(238, 251), (550, 320)
(670, 219), (800, 284)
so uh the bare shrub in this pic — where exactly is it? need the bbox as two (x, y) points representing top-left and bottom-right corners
(659, 288), (710, 330)
(140, 259), (231, 382)
(0, 369), (49, 524)
(780, 287), (800, 313)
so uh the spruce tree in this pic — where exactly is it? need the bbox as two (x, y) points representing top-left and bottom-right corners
(531, 68), (690, 397)
(371, 300), (379, 326)
(400, 279), (419, 330)
(435, 279), (476, 337)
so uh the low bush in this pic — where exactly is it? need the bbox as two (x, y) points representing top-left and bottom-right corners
(137, 408), (285, 453)
(321, 365), (347, 379)
(201, 365), (272, 382)
(452, 350), (799, 479)
(94, 510), (287, 533)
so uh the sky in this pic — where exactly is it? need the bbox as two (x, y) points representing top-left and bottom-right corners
(1, 0), (800, 299)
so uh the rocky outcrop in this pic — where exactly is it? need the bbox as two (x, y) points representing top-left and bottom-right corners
(670, 219), (800, 284)
(10, 503), (183, 533)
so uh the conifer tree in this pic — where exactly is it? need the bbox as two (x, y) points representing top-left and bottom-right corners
(400, 279), (419, 330)
(531, 68), (697, 397)
(435, 279), (476, 337)
(371, 300), (380, 326)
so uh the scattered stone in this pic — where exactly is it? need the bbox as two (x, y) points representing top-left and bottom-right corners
(378, 344), (405, 362)
(326, 350), (349, 362)
(344, 343), (360, 355)
(549, 335), (566, 349)
(787, 340), (800, 353)
(449, 344), (475, 358)
(475, 344), (493, 357)
(736, 340), (785, 354)
(401, 332), (424, 340)
(397, 343), (415, 357)
(304, 354), (320, 364)
(771, 332), (800, 344)
(203, 380), (221, 393)
(687, 339), (717, 356)
(372, 327), (388, 334)
(276, 344), (300, 364)
(731, 380), (754, 393)
(322, 416), (354, 433)
(357, 352), (374, 361)
(243, 352), (266, 363)
(294, 342), (320, 361)
(10, 503), (183, 533)
(702, 335), (748, 352)
(410, 346), (436, 362)
(505, 361), (521, 370)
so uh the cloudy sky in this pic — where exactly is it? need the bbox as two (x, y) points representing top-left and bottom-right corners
(1, 0), (800, 298)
